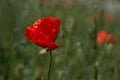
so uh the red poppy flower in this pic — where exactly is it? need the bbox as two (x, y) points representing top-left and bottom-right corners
(105, 14), (115, 23)
(25, 17), (60, 51)
(61, 0), (73, 8)
(40, 0), (47, 6)
(106, 36), (116, 45)
(96, 30), (108, 45)
(96, 30), (115, 45)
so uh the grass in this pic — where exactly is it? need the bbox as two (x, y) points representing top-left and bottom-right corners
(0, 0), (120, 80)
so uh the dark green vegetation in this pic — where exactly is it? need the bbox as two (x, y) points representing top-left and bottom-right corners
(0, 0), (120, 80)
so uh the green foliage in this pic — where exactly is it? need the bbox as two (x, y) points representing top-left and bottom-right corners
(0, 0), (120, 80)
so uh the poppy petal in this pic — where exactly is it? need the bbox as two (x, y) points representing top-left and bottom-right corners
(25, 17), (60, 51)
(96, 30), (108, 45)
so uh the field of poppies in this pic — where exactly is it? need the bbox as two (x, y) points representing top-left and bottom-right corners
(0, 0), (120, 80)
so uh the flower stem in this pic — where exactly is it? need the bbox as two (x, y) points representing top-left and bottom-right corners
(94, 65), (98, 80)
(47, 51), (52, 80)
(93, 5), (99, 80)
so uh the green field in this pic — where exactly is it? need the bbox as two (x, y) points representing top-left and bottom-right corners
(0, 0), (120, 80)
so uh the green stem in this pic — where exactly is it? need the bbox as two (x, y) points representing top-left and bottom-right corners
(93, 5), (99, 80)
(93, 17), (99, 80)
(4, 50), (11, 80)
(47, 51), (52, 80)
(94, 65), (98, 80)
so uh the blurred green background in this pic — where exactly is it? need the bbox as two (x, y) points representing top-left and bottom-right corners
(0, 0), (120, 80)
